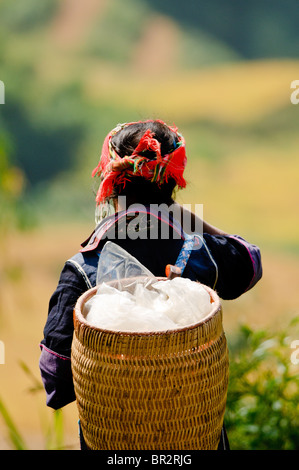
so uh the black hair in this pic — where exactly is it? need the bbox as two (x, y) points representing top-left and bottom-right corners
(110, 120), (179, 206)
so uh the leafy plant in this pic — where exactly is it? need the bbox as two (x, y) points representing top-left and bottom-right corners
(0, 0), (59, 32)
(225, 321), (299, 450)
(0, 397), (28, 450)
(0, 361), (65, 450)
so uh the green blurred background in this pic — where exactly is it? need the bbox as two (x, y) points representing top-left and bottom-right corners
(1, 0), (299, 450)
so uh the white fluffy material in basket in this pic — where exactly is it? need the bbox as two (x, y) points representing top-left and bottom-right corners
(84, 278), (213, 332)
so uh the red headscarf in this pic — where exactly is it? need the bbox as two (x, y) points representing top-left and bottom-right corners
(92, 120), (187, 205)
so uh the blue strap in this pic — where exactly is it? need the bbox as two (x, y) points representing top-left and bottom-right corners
(174, 234), (195, 274)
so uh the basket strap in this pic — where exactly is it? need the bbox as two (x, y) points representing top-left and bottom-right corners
(174, 234), (195, 274)
(175, 233), (218, 289)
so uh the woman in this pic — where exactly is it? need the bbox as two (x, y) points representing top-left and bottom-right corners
(39, 119), (262, 449)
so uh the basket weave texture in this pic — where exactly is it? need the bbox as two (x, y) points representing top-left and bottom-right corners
(71, 278), (229, 450)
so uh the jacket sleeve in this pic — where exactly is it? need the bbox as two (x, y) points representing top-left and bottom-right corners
(39, 262), (88, 409)
(185, 233), (262, 300)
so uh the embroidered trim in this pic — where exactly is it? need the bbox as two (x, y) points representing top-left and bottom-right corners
(40, 343), (71, 361)
(67, 259), (92, 289)
(228, 235), (258, 291)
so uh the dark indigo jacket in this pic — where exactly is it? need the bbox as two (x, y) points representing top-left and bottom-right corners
(39, 207), (262, 410)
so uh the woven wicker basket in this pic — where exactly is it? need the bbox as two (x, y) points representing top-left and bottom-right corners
(71, 277), (229, 450)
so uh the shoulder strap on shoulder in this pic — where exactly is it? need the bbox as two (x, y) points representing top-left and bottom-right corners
(174, 234), (196, 274)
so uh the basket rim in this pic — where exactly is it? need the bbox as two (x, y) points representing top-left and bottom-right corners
(73, 276), (222, 337)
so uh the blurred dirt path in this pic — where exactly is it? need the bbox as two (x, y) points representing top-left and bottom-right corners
(50, 0), (107, 48)
(132, 15), (179, 74)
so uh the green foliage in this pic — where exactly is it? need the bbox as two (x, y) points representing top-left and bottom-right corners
(0, 362), (65, 450)
(226, 322), (299, 450)
(0, 122), (36, 231)
(145, 0), (299, 59)
(1, 0), (298, 236)
(179, 27), (240, 68)
(87, 0), (149, 64)
(0, 84), (88, 187)
(0, 397), (28, 450)
(0, 395), (64, 450)
(0, 0), (59, 32)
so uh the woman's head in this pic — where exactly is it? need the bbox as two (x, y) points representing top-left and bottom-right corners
(110, 120), (179, 161)
(92, 119), (187, 218)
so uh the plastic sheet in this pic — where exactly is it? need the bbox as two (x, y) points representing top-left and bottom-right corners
(83, 242), (213, 332)
(96, 241), (155, 286)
